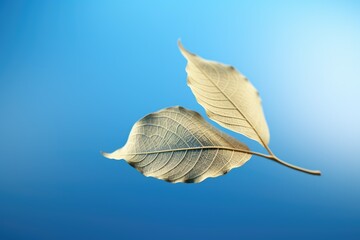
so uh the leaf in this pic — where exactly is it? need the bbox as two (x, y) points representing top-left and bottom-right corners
(178, 41), (270, 147)
(102, 41), (321, 178)
(102, 106), (252, 183)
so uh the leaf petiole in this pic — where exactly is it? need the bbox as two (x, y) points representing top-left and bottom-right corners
(248, 149), (321, 176)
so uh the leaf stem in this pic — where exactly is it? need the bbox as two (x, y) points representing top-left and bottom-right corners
(263, 144), (275, 156)
(269, 155), (321, 175)
(250, 149), (321, 176)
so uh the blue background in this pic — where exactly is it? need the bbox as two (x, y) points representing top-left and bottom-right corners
(1, 1), (359, 239)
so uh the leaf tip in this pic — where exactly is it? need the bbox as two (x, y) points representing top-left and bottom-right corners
(100, 150), (111, 158)
(178, 39), (185, 53)
(177, 40), (195, 58)
(101, 149), (123, 160)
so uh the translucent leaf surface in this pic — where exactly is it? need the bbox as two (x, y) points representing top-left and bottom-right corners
(102, 106), (252, 183)
(179, 41), (270, 147)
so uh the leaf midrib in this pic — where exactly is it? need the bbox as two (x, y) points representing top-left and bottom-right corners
(187, 54), (268, 147)
(123, 146), (256, 157)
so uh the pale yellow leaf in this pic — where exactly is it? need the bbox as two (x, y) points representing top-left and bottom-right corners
(102, 106), (252, 183)
(179, 41), (270, 147)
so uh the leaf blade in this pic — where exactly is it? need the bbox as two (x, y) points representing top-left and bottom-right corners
(102, 106), (252, 183)
(178, 41), (270, 147)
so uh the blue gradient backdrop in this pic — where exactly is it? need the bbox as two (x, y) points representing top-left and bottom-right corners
(1, 1), (359, 239)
